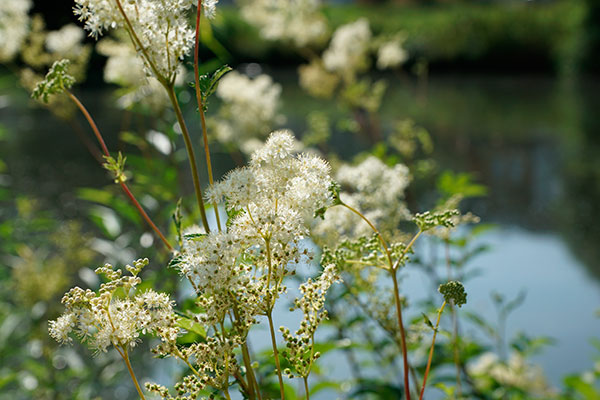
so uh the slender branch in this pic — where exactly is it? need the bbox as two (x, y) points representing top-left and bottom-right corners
(267, 311), (285, 400)
(113, 0), (169, 85)
(303, 376), (310, 400)
(446, 240), (462, 396)
(419, 301), (447, 400)
(195, 0), (222, 232)
(65, 90), (174, 252)
(114, 0), (210, 233)
(339, 201), (393, 268)
(391, 271), (411, 400)
(121, 346), (147, 400)
(240, 343), (258, 400)
(263, 236), (285, 399)
(164, 83), (210, 233)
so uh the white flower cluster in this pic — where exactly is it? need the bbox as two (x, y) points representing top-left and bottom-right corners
(73, 0), (201, 79)
(322, 18), (372, 80)
(281, 264), (340, 378)
(0, 0), (32, 62)
(376, 38), (408, 70)
(179, 131), (332, 322)
(315, 156), (411, 242)
(48, 259), (179, 353)
(468, 352), (555, 397)
(97, 37), (185, 110)
(298, 60), (340, 99)
(239, 0), (328, 48)
(211, 71), (283, 154)
(45, 24), (86, 58)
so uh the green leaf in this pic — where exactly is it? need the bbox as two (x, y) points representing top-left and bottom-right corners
(31, 59), (76, 103)
(177, 316), (206, 338)
(195, 65), (232, 110)
(422, 312), (434, 329)
(172, 198), (183, 247)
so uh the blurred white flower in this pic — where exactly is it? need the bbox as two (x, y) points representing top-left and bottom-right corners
(0, 0), (32, 62)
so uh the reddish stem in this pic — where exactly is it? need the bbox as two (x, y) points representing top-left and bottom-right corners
(66, 90), (174, 252)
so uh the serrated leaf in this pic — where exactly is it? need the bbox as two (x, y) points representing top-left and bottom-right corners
(196, 65), (232, 110)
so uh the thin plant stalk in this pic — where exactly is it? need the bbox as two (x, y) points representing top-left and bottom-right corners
(231, 301), (259, 400)
(445, 240), (462, 396)
(194, 0), (222, 232)
(339, 200), (413, 400)
(241, 343), (260, 400)
(390, 270), (411, 400)
(419, 301), (447, 400)
(267, 311), (285, 400)
(116, 345), (147, 400)
(264, 238), (285, 400)
(113, 0), (211, 233)
(164, 84), (211, 233)
(303, 376), (310, 400)
(65, 90), (174, 252)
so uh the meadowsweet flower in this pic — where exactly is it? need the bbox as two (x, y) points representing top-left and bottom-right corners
(322, 18), (372, 79)
(179, 131), (332, 322)
(96, 37), (185, 110)
(239, 0), (328, 47)
(0, 0), (32, 62)
(298, 60), (340, 99)
(281, 264), (340, 378)
(210, 71), (283, 153)
(468, 352), (555, 397)
(376, 38), (408, 70)
(73, 0), (197, 79)
(203, 0), (219, 19)
(49, 259), (180, 353)
(45, 24), (85, 57)
(315, 156), (411, 242)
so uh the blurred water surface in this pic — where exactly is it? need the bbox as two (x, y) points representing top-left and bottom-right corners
(2, 72), (600, 392)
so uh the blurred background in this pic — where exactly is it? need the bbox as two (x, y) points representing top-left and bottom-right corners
(1, 0), (600, 398)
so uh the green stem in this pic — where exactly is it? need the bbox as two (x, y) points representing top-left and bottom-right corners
(419, 301), (447, 400)
(303, 376), (310, 400)
(391, 270), (411, 400)
(264, 236), (285, 399)
(120, 346), (147, 400)
(267, 311), (285, 400)
(114, 0), (210, 233)
(241, 343), (259, 400)
(340, 201), (393, 268)
(194, 0), (222, 232)
(164, 83), (210, 233)
(445, 240), (462, 396)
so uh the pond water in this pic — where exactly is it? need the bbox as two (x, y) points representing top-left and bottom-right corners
(2, 71), (599, 393)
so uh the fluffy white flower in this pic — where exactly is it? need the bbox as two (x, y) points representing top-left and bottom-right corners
(45, 24), (85, 57)
(49, 260), (180, 353)
(203, 0), (219, 19)
(315, 156), (411, 242)
(322, 18), (371, 78)
(211, 71), (282, 153)
(74, 0), (197, 79)
(97, 38), (185, 110)
(240, 0), (328, 47)
(0, 0), (32, 62)
(376, 39), (408, 70)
